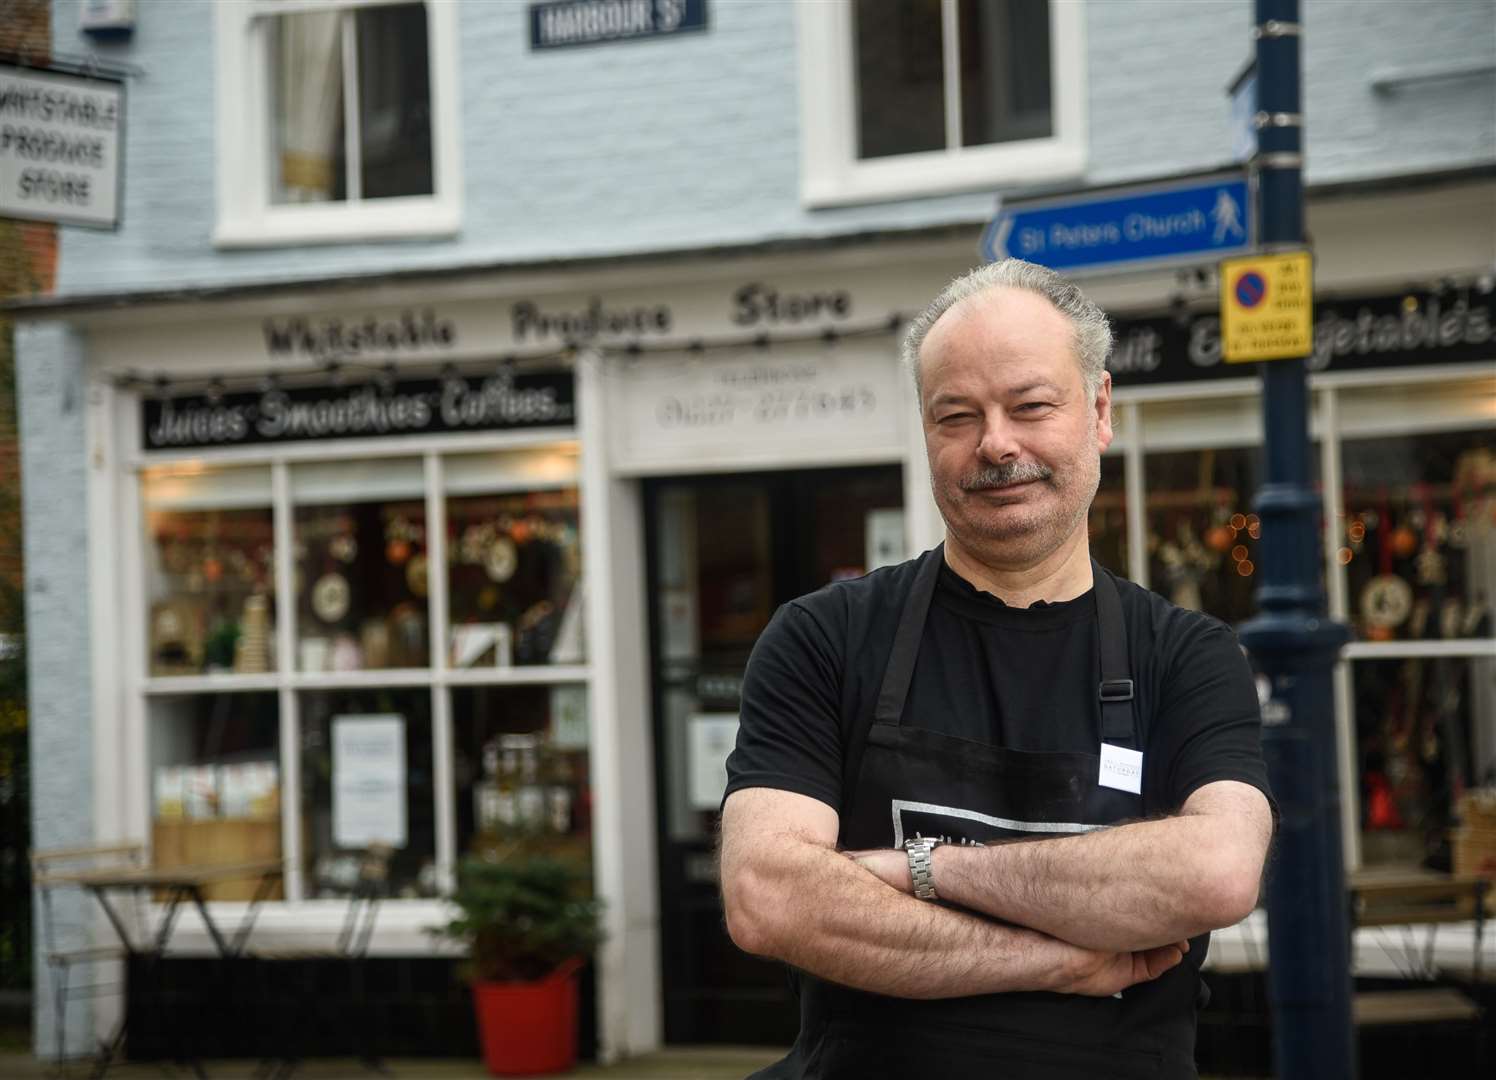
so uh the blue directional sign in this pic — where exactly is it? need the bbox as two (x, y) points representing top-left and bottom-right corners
(981, 173), (1252, 274)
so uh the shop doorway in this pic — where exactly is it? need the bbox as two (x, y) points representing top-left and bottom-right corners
(643, 465), (905, 1045)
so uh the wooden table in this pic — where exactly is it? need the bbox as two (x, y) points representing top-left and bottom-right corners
(51, 859), (284, 958)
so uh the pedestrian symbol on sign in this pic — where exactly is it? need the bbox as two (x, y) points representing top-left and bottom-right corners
(1234, 271), (1268, 308)
(1212, 189), (1245, 242)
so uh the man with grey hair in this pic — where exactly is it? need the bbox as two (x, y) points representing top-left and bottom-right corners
(720, 259), (1273, 1078)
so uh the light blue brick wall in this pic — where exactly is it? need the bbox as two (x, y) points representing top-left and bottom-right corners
(48, 0), (1496, 297)
(17, 322), (96, 1059)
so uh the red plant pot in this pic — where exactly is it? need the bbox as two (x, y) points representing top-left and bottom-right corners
(472, 959), (583, 1076)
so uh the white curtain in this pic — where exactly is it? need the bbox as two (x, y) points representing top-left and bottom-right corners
(274, 12), (344, 203)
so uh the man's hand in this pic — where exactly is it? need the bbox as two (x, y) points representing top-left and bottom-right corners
(845, 848), (910, 892)
(1056, 939), (1189, 997)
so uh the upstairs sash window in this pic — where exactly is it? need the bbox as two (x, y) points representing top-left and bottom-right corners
(798, 0), (1083, 207)
(216, 0), (459, 246)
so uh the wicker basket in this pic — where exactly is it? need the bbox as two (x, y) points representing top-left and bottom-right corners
(1453, 790), (1496, 880)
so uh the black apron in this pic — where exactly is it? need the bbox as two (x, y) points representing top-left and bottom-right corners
(755, 546), (1205, 1080)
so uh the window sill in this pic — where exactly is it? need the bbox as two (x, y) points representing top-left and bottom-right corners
(141, 665), (593, 695)
(803, 142), (1087, 209)
(146, 897), (466, 956)
(214, 199), (460, 249)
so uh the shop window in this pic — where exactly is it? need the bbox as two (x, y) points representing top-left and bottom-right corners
(797, 0), (1084, 206)
(445, 449), (583, 669)
(149, 692), (283, 899)
(300, 688), (436, 898)
(452, 685), (591, 866)
(1142, 446), (1325, 625)
(142, 466), (277, 677)
(1090, 454), (1128, 578)
(1340, 427), (1495, 644)
(292, 459), (430, 671)
(215, 0), (461, 246)
(1354, 655), (1495, 870)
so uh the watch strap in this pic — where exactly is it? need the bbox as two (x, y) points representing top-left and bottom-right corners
(904, 837), (940, 900)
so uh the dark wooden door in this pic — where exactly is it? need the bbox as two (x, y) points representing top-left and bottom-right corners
(644, 465), (905, 1044)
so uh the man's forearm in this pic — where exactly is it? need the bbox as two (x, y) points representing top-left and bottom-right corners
(726, 830), (1075, 999)
(929, 785), (1270, 951)
(720, 787), (1190, 999)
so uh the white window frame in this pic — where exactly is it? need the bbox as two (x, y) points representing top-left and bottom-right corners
(214, 0), (463, 248)
(122, 424), (587, 907)
(796, 0), (1087, 208)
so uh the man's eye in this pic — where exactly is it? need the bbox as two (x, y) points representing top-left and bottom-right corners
(1015, 402), (1054, 413)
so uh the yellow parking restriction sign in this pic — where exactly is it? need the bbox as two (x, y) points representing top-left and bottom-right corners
(1219, 250), (1314, 363)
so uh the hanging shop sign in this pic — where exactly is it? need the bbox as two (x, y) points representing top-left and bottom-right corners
(0, 63), (124, 228)
(141, 370), (576, 451)
(1219, 249), (1314, 363)
(1106, 286), (1494, 388)
(529, 0), (707, 50)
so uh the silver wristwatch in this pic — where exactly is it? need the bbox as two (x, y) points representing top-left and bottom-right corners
(903, 837), (942, 900)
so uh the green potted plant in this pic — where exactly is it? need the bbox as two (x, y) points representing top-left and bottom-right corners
(433, 846), (604, 1076)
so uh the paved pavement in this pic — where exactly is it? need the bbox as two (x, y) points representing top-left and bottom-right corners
(0, 1047), (786, 1079)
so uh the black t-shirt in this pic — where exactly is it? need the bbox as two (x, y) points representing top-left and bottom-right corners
(726, 558), (1272, 821)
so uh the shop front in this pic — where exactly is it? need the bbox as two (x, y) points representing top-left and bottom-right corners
(26, 173), (1496, 1056)
(59, 246), (949, 1059)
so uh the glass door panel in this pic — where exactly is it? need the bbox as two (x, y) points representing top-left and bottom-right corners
(646, 465), (904, 1046)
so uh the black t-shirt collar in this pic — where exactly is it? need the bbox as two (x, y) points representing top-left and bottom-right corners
(935, 561), (1097, 628)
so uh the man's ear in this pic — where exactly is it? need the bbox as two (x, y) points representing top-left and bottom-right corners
(1094, 371), (1114, 452)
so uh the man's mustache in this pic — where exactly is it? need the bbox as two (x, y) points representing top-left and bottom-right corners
(959, 461), (1053, 491)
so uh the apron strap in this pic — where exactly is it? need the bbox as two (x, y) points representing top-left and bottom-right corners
(841, 545), (943, 806)
(1092, 560), (1137, 747)
(873, 545), (943, 727)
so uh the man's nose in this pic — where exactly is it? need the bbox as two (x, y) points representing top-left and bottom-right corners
(976, 412), (1021, 463)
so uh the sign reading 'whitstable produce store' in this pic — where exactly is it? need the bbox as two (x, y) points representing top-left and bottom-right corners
(0, 64), (123, 228)
(142, 372), (576, 451)
(529, 0), (706, 49)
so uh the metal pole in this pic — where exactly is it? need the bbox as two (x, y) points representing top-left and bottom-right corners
(1236, 2), (1355, 1078)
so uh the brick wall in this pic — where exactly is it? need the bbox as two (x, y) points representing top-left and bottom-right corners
(1, 0), (58, 614)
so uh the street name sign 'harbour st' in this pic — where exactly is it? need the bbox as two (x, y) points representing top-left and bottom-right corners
(981, 172), (1252, 275)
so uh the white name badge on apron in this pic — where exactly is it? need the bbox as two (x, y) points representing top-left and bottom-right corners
(1098, 743), (1144, 794)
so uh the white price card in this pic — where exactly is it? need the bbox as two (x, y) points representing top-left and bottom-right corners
(333, 714), (408, 848)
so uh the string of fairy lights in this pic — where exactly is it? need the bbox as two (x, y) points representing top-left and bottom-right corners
(111, 313), (912, 400)
(107, 265), (1496, 400)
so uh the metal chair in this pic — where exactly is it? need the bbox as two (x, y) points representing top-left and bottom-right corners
(250, 844), (393, 1079)
(29, 843), (148, 1072)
